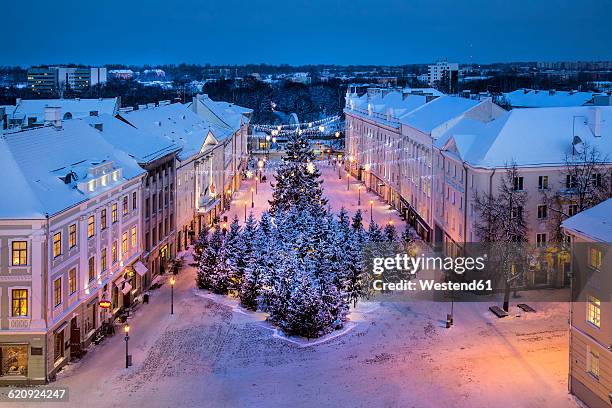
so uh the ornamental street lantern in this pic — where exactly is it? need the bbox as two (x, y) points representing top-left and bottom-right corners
(124, 324), (131, 368)
(99, 299), (111, 309)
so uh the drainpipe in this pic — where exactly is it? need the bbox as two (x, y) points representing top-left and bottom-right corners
(44, 212), (50, 383)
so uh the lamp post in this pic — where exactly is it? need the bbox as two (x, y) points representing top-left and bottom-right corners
(255, 177), (258, 194)
(358, 186), (361, 206)
(170, 277), (175, 315)
(370, 200), (374, 222)
(346, 172), (350, 191)
(265, 135), (270, 157)
(124, 324), (130, 368)
(244, 200), (248, 222)
(337, 161), (341, 180)
(251, 188), (254, 208)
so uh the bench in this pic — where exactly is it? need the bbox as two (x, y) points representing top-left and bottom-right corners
(489, 305), (508, 318)
(517, 303), (536, 313)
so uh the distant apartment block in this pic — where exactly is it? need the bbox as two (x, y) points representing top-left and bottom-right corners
(27, 67), (107, 93)
(427, 61), (459, 93)
(562, 199), (612, 408)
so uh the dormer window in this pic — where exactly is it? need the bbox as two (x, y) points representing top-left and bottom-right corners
(101, 175), (108, 186)
(112, 170), (119, 182)
(88, 180), (96, 192)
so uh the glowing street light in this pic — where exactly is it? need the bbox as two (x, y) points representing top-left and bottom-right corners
(370, 200), (374, 222)
(337, 161), (342, 180)
(124, 324), (130, 368)
(358, 185), (362, 206)
(251, 187), (254, 208)
(170, 277), (175, 315)
(346, 172), (350, 190)
(255, 177), (259, 194)
(244, 200), (248, 222)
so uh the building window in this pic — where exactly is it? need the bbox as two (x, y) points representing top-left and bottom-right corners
(69, 268), (77, 294)
(122, 232), (128, 254)
(101, 209), (107, 230)
(132, 192), (137, 210)
(537, 205), (548, 219)
(87, 215), (95, 238)
(145, 232), (150, 251)
(591, 173), (602, 187)
(568, 204), (578, 217)
(0, 345), (28, 376)
(538, 176), (548, 190)
(88, 256), (95, 282)
(145, 198), (150, 217)
(11, 289), (28, 316)
(566, 175), (577, 189)
(587, 347), (600, 379)
(11, 241), (27, 266)
(587, 296), (601, 328)
(112, 203), (118, 223)
(112, 241), (118, 263)
(536, 233), (547, 248)
(53, 232), (62, 258)
(69, 224), (77, 248)
(152, 227), (157, 246)
(54, 277), (62, 307)
(511, 206), (523, 220)
(101, 247), (107, 271)
(158, 192), (163, 210)
(131, 226), (137, 248)
(123, 196), (129, 215)
(54, 331), (65, 362)
(513, 176), (524, 191)
(589, 247), (602, 271)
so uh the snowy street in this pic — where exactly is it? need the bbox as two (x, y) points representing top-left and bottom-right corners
(8, 161), (578, 408)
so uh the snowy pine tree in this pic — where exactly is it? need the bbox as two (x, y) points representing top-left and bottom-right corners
(283, 268), (327, 339)
(383, 221), (398, 242)
(223, 215), (243, 293)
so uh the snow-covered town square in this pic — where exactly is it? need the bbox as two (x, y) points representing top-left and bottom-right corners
(2, 2), (612, 407)
(6, 156), (577, 408)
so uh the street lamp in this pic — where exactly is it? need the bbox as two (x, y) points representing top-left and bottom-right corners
(124, 324), (130, 369)
(251, 187), (254, 208)
(358, 186), (361, 206)
(244, 200), (248, 222)
(222, 222), (227, 234)
(346, 172), (350, 190)
(255, 177), (259, 194)
(265, 135), (271, 156)
(337, 161), (342, 180)
(370, 200), (374, 222)
(170, 277), (175, 315)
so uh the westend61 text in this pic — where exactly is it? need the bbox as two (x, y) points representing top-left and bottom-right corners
(372, 279), (493, 292)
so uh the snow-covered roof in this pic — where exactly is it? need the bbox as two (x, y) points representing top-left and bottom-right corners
(190, 94), (252, 132)
(403, 87), (445, 97)
(0, 120), (145, 219)
(84, 114), (181, 164)
(10, 98), (119, 123)
(400, 96), (482, 134)
(367, 92), (428, 117)
(117, 103), (232, 160)
(439, 106), (612, 168)
(562, 198), (612, 242)
(503, 89), (597, 108)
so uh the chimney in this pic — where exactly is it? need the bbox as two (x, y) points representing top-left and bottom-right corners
(44, 106), (62, 128)
(588, 107), (602, 137)
(549, 89), (556, 96)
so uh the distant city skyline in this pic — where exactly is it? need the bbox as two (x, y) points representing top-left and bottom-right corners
(2, 0), (612, 66)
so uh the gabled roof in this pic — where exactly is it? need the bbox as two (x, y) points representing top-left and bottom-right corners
(84, 114), (181, 164)
(503, 89), (596, 108)
(117, 103), (231, 161)
(400, 96), (482, 134)
(562, 198), (612, 242)
(0, 120), (145, 219)
(190, 94), (252, 132)
(439, 106), (612, 168)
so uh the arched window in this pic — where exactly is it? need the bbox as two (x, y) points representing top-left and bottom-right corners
(63, 112), (73, 120)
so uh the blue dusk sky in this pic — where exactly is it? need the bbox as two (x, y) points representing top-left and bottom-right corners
(2, 0), (611, 66)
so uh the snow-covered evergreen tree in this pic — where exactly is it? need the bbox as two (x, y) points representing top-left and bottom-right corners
(383, 221), (398, 242)
(192, 227), (209, 263)
(223, 215), (243, 292)
(269, 131), (327, 214)
(196, 226), (230, 294)
(283, 268), (327, 339)
(367, 220), (385, 243)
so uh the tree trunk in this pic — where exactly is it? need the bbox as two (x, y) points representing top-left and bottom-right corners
(502, 279), (511, 312)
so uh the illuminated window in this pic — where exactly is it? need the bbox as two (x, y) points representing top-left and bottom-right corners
(54, 277), (62, 307)
(88, 179), (96, 192)
(11, 289), (28, 316)
(88, 256), (95, 282)
(69, 224), (77, 248)
(122, 232), (128, 254)
(587, 296), (601, 328)
(11, 241), (27, 266)
(111, 203), (118, 223)
(101, 247), (107, 271)
(112, 170), (119, 181)
(123, 196), (128, 215)
(131, 226), (137, 248)
(112, 241), (118, 263)
(101, 209), (107, 230)
(88, 215), (95, 238)
(51, 232), (62, 257)
(589, 247), (602, 271)
(69, 268), (77, 294)
(587, 347), (600, 379)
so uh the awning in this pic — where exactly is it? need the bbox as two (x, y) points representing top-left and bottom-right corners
(134, 261), (148, 277)
(121, 282), (132, 295)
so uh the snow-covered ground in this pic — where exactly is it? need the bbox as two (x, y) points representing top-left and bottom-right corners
(10, 161), (577, 408)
